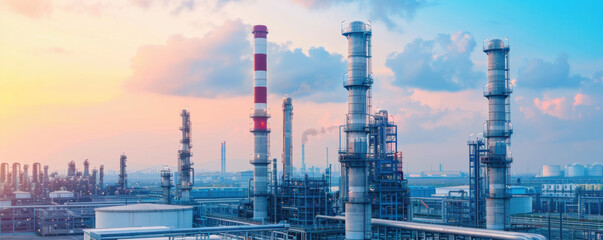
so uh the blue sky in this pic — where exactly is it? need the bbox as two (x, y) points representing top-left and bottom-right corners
(1, 0), (602, 174)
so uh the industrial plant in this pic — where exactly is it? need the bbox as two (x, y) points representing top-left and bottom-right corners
(1, 21), (602, 240)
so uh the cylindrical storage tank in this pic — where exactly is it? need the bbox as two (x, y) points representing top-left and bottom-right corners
(95, 204), (193, 229)
(587, 163), (603, 177)
(49, 190), (75, 198)
(542, 165), (562, 177)
(510, 196), (532, 214)
(567, 163), (586, 177)
(14, 191), (31, 199)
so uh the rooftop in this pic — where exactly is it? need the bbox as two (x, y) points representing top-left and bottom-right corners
(95, 203), (192, 212)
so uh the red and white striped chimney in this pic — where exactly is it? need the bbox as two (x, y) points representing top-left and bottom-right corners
(250, 25), (270, 221)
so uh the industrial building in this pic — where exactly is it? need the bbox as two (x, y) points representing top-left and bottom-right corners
(5, 20), (603, 240)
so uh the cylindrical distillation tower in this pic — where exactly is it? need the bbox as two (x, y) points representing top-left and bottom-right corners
(482, 39), (512, 230)
(178, 109), (194, 202)
(340, 21), (373, 240)
(282, 98), (293, 181)
(250, 24), (270, 221)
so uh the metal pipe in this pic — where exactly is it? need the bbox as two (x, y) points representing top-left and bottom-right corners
(316, 215), (546, 240)
(482, 39), (512, 230)
(282, 97), (293, 180)
(85, 224), (290, 240)
(250, 24), (270, 221)
(340, 20), (372, 240)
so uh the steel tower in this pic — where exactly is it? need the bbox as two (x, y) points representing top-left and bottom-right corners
(482, 39), (512, 230)
(178, 109), (194, 202)
(282, 98), (293, 181)
(118, 154), (127, 193)
(340, 21), (372, 240)
(250, 25), (270, 221)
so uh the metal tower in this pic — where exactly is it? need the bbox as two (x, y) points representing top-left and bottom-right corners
(83, 159), (90, 178)
(282, 97), (293, 181)
(178, 109), (194, 203)
(468, 136), (487, 228)
(98, 164), (104, 193)
(221, 141), (226, 176)
(118, 154), (127, 193)
(250, 24), (271, 221)
(482, 39), (513, 230)
(161, 168), (173, 204)
(340, 21), (372, 240)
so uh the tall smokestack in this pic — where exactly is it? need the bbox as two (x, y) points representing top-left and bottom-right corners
(178, 109), (193, 202)
(482, 39), (512, 230)
(301, 144), (306, 175)
(221, 141), (226, 176)
(91, 168), (98, 195)
(32, 163), (40, 183)
(282, 98), (293, 181)
(22, 164), (29, 191)
(118, 154), (127, 193)
(250, 24), (270, 221)
(43, 165), (49, 184)
(340, 21), (372, 240)
(12, 163), (20, 192)
(99, 164), (104, 192)
(83, 159), (90, 178)
(0, 163), (7, 184)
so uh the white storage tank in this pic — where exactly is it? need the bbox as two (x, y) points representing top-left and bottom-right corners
(510, 196), (532, 214)
(567, 163), (586, 177)
(49, 190), (75, 199)
(14, 191), (31, 199)
(95, 204), (193, 229)
(542, 165), (562, 177)
(587, 163), (603, 177)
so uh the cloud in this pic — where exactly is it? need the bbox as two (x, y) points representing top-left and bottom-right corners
(290, 0), (427, 30)
(128, 0), (240, 13)
(125, 21), (346, 101)
(385, 31), (484, 91)
(270, 45), (347, 100)
(125, 20), (253, 97)
(517, 53), (588, 89)
(3, 0), (52, 18)
(533, 96), (570, 119)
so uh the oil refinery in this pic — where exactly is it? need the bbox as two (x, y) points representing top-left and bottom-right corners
(1, 14), (602, 240)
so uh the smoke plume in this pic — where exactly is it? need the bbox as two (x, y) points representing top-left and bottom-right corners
(301, 126), (338, 144)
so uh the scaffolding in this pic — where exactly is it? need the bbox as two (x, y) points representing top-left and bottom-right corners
(468, 137), (487, 228)
(367, 110), (410, 221)
(277, 176), (333, 227)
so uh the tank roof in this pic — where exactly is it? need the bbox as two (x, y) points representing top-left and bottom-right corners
(96, 203), (192, 212)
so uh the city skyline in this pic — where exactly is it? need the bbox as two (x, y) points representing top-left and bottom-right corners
(1, 0), (603, 174)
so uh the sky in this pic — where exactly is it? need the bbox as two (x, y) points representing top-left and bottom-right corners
(1, 0), (602, 175)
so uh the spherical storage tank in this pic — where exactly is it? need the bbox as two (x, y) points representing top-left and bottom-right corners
(567, 163), (586, 177)
(95, 204), (193, 229)
(587, 163), (603, 177)
(542, 165), (562, 177)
